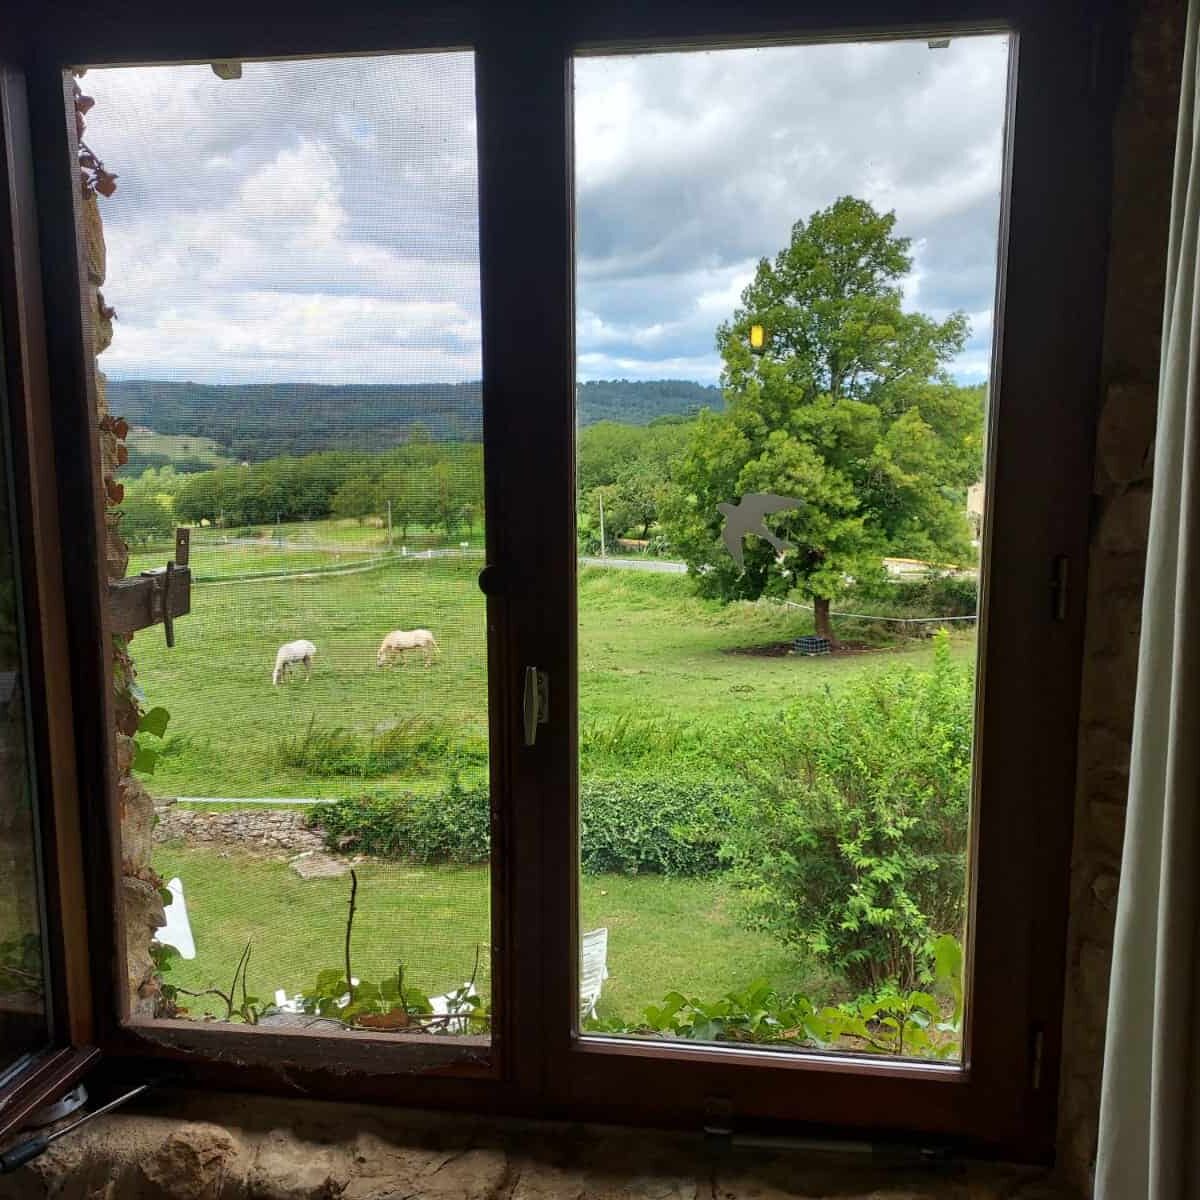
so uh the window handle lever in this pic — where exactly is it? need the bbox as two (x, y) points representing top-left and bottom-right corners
(523, 667), (549, 747)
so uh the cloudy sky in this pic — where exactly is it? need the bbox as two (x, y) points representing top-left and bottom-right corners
(85, 35), (1009, 388)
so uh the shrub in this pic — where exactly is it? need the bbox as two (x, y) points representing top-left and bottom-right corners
(310, 775), (740, 876)
(580, 777), (741, 875)
(311, 778), (490, 863)
(724, 631), (972, 992)
(276, 717), (486, 779)
(844, 570), (978, 619)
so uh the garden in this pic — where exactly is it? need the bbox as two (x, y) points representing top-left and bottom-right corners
(130, 526), (976, 1059)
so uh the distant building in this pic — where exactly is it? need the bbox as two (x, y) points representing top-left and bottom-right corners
(967, 482), (985, 540)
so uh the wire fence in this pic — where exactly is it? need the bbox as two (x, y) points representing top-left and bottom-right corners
(780, 600), (978, 626)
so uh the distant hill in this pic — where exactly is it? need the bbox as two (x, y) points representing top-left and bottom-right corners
(106, 380), (484, 463)
(106, 378), (723, 462)
(575, 379), (722, 425)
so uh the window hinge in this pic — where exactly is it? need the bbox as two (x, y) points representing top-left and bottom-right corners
(522, 666), (549, 746)
(1051, 555), (1069, 622)
(1029, 1023), (1045, 1091)
(702, 1096), (734, 1142)
(107, 527), (191, 646)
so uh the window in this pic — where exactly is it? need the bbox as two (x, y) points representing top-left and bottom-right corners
(0, 0), (1113, 1160)
(78, 51), (493, 1048)
(572, 35), (1008, 1063)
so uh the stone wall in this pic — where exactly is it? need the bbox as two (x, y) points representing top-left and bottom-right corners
(76, 76), (167, 1019)
(153, 805), (326, 856)
(1053, 0), (1185, 1193)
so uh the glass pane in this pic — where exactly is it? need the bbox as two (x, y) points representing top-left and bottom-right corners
(573, 36), (1008, 1060)
(81, 54), (490, 1037)
(0, 380), (50, 1078)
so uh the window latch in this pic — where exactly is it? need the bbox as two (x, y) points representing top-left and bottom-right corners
(522, 667), (549, 746)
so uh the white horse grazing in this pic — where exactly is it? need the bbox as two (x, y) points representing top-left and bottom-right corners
(376, 629), (440, 668)
(273, 639), (317, 686)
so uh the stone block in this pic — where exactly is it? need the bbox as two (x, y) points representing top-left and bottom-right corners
(290, 850), (351, 879)
(120, 773), (157, 873)
(138, 1123), (243, 1200)
(1096, 380), (1156, 486)
(249, 1130), (351, 1200)
(1096, 487), (1153, 556)
(82, 191), (106, 285)
(123, 873), (166, 1014)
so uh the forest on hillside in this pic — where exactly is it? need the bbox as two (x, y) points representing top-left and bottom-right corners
(108, 378), (724, 465)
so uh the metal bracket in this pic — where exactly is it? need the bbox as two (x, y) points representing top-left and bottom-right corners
(108, 528), (191, 645)
(1051, 555), (1069, 622)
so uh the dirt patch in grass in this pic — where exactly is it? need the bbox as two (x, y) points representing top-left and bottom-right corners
(723, 640), (880, 658)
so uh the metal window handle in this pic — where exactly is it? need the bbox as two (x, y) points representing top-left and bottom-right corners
(523, 667), (549, 747)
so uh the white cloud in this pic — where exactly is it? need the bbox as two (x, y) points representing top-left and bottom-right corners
(84, 36), (1008, 388)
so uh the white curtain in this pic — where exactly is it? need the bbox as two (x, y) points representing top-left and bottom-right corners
(1095, 4), (1200, 1196)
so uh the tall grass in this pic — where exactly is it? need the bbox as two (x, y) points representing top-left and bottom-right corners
(275, 716), (486, 779)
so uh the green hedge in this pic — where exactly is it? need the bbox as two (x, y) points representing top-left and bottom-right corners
(843, 571), (978, 618)
(310, 778), (490, 863)
(309, 776), (740, 876)
(579, 778), (736, 875)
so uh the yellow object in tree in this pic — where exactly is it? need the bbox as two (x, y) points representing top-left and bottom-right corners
(749, 324), (765, 349)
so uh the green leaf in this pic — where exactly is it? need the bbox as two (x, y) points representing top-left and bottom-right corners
(132, 743), (158, 775)
(313, 968), (346, 995)
(138, 706), (171, 738)
(932, 934), (962, 984)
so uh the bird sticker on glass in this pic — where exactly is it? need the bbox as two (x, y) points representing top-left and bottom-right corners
(717, 494), (803, 570)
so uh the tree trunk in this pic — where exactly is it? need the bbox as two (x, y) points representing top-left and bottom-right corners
(814, 596), (837, 645)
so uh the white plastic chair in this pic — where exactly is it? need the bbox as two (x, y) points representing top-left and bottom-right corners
(154, 876), (196, 961)
(580, 927), (609, 1021)
(428, 982), (474, 1034)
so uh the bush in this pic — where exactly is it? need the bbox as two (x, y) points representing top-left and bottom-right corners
(580, 777), (740, 875)
(724, 632), (972, 992)
(844, 571), (978, 619)
(310, 775), (740, 876)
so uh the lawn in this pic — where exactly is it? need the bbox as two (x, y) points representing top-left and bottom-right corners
(131, 518), (975, 1027)
(126, 429), (233, 469)
(153, 844), (831, 1024)
(128, 518), (975, 799)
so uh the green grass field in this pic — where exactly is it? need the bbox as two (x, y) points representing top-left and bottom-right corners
(130, 523), (972, 799)
(130, 518), (975, 1023)
(154, 846), (832, 1023)
(126, 429), (233, 469)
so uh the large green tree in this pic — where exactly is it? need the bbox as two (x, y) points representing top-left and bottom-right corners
(664, 196), (982, 641)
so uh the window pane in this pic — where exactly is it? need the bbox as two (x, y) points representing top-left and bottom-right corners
(80, 54), (490, 1038)
(0, 380), (50, 1078)
(573, 36), (1008, 1060)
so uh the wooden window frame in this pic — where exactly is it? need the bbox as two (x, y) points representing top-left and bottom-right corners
(1, 0), (1117, 1163)
(0, 57), (99, 1141)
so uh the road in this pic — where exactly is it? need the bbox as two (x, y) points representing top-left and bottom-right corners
(579, 556), (687, 573)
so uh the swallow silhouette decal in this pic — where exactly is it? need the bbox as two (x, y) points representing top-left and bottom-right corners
(717, 494), (803, 570)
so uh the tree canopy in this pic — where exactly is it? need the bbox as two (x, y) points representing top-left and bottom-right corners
(663, 196), (983, 639)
